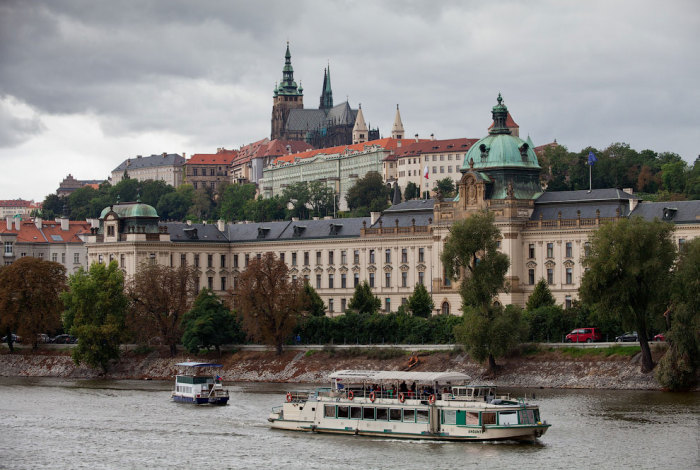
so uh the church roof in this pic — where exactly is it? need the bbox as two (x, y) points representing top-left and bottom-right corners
(285, 101), (358, 132)
(112, 153), (185, 172)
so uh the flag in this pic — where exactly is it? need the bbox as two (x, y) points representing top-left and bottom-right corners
(587, 151), (597, 165)
(423, 165), (429, 179)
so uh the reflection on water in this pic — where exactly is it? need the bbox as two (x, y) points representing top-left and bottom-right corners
(0, 377), (697, 469)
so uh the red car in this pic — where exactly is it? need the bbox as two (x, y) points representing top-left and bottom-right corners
(653, 333), (666, 342)
(565, 328), (602, 343)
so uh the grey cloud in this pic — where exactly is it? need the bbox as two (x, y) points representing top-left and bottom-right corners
(0, 97), (45, 147)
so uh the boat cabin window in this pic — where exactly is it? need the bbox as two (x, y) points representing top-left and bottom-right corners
(363, 407), (375, 420)
(403, 409), (415, 423)
(176, 375), (210, 385)
(442, 410), (457, 425)
(466, 412), (479, 425)
(499, 411), (518, 425)
(416, 409), (429, 423)
(389, 409), (402, 421)
(518, 409), (535, 425)
(337, 406), (350, 419)
(350, 406), (362, 419)
(481, 412), (496, 425)
(324, 405), (336, 418)
(376, 408), (388, 421)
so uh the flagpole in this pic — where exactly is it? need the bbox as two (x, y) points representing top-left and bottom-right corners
(588, 163), (592, 193)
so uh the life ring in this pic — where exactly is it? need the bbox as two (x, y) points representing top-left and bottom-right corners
(399, 392), (405, 403)
(429, 394), (436, 405)
(348, 390), (354, 400)
(286, 392), (292, 403)
(369, 391), (376, 403)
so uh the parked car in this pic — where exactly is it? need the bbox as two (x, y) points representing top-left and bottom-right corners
(1, 334), (21, 343)
(565, 328), (602, 343)
(37, 333), (51, 343)
(615, 331), (638, 342)
(51, 334), (77, 344)
(653, 333), (666, 342)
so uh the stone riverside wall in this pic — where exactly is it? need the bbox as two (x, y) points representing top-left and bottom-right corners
(0, 346), (671, 390)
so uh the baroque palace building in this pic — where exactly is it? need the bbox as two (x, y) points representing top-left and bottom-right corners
(85, 96), (700, 316)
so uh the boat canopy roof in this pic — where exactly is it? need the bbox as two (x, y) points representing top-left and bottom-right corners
(329, 370), (470, 383)
(175, 362), (223, 368)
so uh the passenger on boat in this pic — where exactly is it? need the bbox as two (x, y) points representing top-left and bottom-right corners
(399, 381), (408, 394)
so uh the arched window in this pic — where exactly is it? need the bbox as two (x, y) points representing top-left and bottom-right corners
(441, 301), (450, 316)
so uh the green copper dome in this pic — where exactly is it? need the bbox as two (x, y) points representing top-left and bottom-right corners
(99, 202), (159, 219)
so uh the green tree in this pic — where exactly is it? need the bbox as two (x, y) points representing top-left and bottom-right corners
(433, 178), (456, 199)
(441, 211), (514, 373)
(282, 181), (311, 220)
(61, 262), (128, 372)
(655, 238), (700, 390)
(187, 186), (215, 221)
(404, 181), (419, 200)
(157, 185), (194, 221)
(243, 195), (287, 222)
(40, 194), (67, 219)
(345, 172), (390, 216)
(127, 263), (199, 356)
(139, 179), (175, 208)
(109, 178), (140, 203)
(0, 257), (66, 351)
(406, 283), (434, 318)
(347, 280), (381, 315)
(308, 180), (336, 217)
(580, 217), (676, 372)
(218, 183), (257, 221)
(526, 278), (556, 311)
(181, 289), (244, 355)
(68, 186), (100, 220)
(302, 282), (326, 317)
(234, 252), (305, 354)
(661, 161), (688, 194)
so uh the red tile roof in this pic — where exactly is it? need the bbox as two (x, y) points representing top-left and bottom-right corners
(233, 139), (313, 166)
(272, 137), (428, 165)
(0, 199), (34, 208)
(394, 138), (479, 159)
(0, 220), (91, 244)
(187, 149), (238, 165)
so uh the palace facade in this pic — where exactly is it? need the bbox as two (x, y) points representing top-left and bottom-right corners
(85, 96), (700, 315)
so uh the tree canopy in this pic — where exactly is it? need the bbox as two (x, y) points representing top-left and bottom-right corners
(302, 282), (326, 317)
(580, 217), (676, 372)
(181, 289), (244, 355)
(433, 178), (456, 199)
(61, 262), (128, 372)
(0, 257), (66, 350)
(441, 211), (516, 373)
(347, 280), (381, 315)
(526, 278), (556, 311)
(234, 252), (305, 354)
(404, 181), (419, 200)
(345, 172), (390, 216)
(406, 283), (434, 318)
(127, 263), (199, 356)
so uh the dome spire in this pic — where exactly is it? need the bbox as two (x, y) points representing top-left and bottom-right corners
(490, 93), (511, 135)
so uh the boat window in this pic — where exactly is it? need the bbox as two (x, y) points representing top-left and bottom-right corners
(403, 409), (415, 423)
(324, 405), (336, 418)
(337, 406), (350, 419)
(534, 410), (540, 422)
(363, 407), (375, 420)
(466, 412), (479, 425)
(499, 411), (518, 425)
(416, 409), (429, 423)
(442, 410), (457, 425)
(389, 409), (402, 421)
(351, 406), (362, 419)
(376, 408), (388, 421)
(481, 412), (496, 425)
(518, 409), (535, 425)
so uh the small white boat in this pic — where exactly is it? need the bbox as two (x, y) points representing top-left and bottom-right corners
(269, 370), (550, 442)
(171, 362), (229, 405)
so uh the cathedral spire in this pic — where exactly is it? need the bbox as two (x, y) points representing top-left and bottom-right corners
(391, 104), (404, 139)
(489, 92), (511, 135)
(319, 64), (333, 111)
(352, 103), (368, 144)
(277, 42), (302, 96)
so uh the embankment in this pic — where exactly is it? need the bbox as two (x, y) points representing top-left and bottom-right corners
(0, 344), (673, 390)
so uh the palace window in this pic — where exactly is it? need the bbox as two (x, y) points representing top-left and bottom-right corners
(401, 271), (407, 287)
(341, 273), (347, 288)
(181, 254), (187, 266)
(528, 269), (535, 285)
(74, 253), (80, 264)
(328, 251), (334, 265)
(565, 242), (573, 258)
(369, 272), (375, 288)
(546, 243), (554, 258)
(565, 295), (572, 309)
(304, 251), (309, 266)
(316, 274), (321, 289)
(401, 248), (407, 263)
(328, 298), (334, 313)
(291, 252), (297, 266)
(280, 252), (285, 263)
(354, 273), (359, 287)
(353, 250), (360, 264)
(207, 254), (213, 268)
(418, 271), (424, 285)
(341, 250), (347, 265)
(369, 249), (375, 264)
(233, 254), (238, 268)
(328, 274), (334, 289)
(221, 277), (226, 291)
(194, 254), (200, 267)
(547, 268), (554, 285)
(220, 254), (226, 268)
(385, 272), (391, 288)
(566, 267), (573, 284)
(316, 251), (321, 265)
(51, 253), (57, 262)
(528, 244), (535, 259)
(341, 298), (346, 312)
(385, 249), (391, 264)
(418, 248), (424, 263)
(385, 298), (391, 312)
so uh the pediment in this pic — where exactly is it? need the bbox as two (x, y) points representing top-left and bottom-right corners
(339, 266), (349, 274)
(352, 265), (361, 273)
(526, 261), (537, 269)
(416, 263), (426, 272)
(301, 267), (311, 275)
(563, 260), (575, 268)
(383, 264), (393, 273)
(289, 267), (299, 275)
(314, 266), (324, 273)
(326, 266), (336, 273)
(367, 265), (377, 273)
(544, 260), (556, 268)
(399, 264), (410, 272)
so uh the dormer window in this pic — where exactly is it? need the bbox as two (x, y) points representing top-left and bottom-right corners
(662, 207), (677, 221)
(329, 223), (343, 235)
(293, 225), (306, 237)
(519, 143), (529, 161)
(257, 227), (270, 239)
(479, 144), (490, 161)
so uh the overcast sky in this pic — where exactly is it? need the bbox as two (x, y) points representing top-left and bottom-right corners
(1, 0), (698, 202)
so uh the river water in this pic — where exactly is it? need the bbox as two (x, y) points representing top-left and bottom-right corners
(0, 377), (697, 469)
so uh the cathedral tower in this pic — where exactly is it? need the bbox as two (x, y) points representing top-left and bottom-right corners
(319, 65), (333, 111)
(352, 104), (368, 144)
(271, 43), (304, 140)
(391, 104), (405, 139)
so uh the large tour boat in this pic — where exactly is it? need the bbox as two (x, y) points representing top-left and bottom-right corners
(268, 370), (550, 442)
(171, 362), (229, 405)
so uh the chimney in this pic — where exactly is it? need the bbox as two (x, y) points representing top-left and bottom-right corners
(6, 216), (11, 231)
(414, 134), (419, 142)
(34, 217), (42, 229)
(182, 152), (186, 159)
(162, 152), (167, 158)
(370, 212), (381, 225)
(14, 217), (20, 230)
(137, 155), (142, 158)
(629, 198), (639, 212)
(430, 133), (435, 141)
(622, 188), (633, 195)
(217, 219), (225, 231)
(397, 140), (401, 148)
(59, 217), (69, 231)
